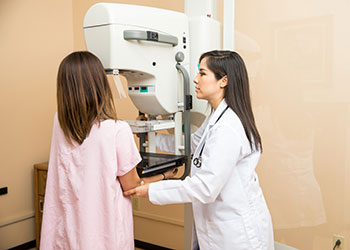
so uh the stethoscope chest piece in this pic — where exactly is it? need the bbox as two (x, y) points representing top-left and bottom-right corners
(193, 157), (202, 168)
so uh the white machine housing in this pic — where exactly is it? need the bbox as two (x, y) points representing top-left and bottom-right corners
(185, 0), (221, 123)
(84, 3), (189, 115)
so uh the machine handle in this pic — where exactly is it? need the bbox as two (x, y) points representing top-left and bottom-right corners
(124, 30), (178, 47)
(176, 53), (192, 180)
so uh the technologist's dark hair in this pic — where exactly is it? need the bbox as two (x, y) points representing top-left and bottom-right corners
(199, 50), (262, 152)
(57, 51), (117, 145)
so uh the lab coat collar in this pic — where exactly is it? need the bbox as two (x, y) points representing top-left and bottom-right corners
(193, 99), (229, 157)
(191, 99), (229, 160)
(208, 99), (229, 127)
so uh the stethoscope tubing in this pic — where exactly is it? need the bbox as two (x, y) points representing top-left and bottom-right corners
(193, 105), (230, 168)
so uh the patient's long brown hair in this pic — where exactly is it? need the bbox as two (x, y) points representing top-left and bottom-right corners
(57, 51), (117, 145)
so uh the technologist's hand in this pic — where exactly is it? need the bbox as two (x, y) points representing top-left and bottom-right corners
(124, 183), (149, 197)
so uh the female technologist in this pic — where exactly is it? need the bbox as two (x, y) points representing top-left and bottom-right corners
(124, 50), (274, 250)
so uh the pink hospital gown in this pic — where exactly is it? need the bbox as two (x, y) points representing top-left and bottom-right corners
(40, 114), (141, 250)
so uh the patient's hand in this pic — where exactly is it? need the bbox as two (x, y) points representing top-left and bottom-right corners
(137, 115), (147, 121)
(136, 115), (148, 138)
(164, 168), (178, 179)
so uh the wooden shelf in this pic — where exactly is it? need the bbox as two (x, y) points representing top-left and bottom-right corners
(34, 162), (48, 249)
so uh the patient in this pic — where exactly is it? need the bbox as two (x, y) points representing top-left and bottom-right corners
(40, 51), (176, 250)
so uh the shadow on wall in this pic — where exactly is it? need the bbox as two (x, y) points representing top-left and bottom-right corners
(235, 27), (327, 231)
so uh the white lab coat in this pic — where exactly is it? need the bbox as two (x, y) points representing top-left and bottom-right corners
(149, 99), (274, 250)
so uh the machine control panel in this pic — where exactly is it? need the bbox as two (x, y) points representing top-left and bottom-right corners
(128, 86), (155, 93)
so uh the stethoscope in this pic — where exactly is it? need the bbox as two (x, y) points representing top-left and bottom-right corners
(192, 106), (229, 168)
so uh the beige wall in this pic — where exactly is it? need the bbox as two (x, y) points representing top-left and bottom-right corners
(0, 0), (73, 248)
(1, 0), (349, 249)
(236, 0), (350, 249)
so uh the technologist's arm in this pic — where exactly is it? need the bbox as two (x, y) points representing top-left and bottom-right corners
(127, 124), (243, 204)
(153, 124), (242, 204)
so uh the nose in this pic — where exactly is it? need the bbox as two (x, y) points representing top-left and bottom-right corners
(193, 78), (199, 84)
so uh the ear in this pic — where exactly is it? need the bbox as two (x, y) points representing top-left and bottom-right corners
(219, 75), (228, 88)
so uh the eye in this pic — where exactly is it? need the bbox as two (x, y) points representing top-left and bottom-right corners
(199, 72), (205, 76)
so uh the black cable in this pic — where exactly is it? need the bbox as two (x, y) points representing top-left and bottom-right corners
(333, 239), (341, 250)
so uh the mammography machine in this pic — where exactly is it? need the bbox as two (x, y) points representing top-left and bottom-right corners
(84, 3), (192, 178)
(83, 2), (224, 177)
(84, 1), (233, 248)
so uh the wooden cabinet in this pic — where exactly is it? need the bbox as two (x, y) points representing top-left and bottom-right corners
(34, 162), (48, 249)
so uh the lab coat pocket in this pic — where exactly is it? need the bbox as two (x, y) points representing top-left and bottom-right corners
(207, 217), (250, 250)
(246, 175), (262, 199)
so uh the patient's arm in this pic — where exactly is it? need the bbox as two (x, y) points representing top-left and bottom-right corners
(118, 167), (178, 191)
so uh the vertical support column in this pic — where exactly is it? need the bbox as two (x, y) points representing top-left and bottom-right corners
(184, 1), (222, 249)
(185, 0), (217, 19)
(174, 112), (182, 155)
(185, 0), (220, 117)
(147, 131), (156, 153)
(223, 0), (235, 50)
(184, 203), (193, 250)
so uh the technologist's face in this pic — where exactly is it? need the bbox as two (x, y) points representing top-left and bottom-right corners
(193, 58), (223, 102)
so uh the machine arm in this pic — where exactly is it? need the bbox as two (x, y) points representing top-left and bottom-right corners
(175, 52), (192, 179)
